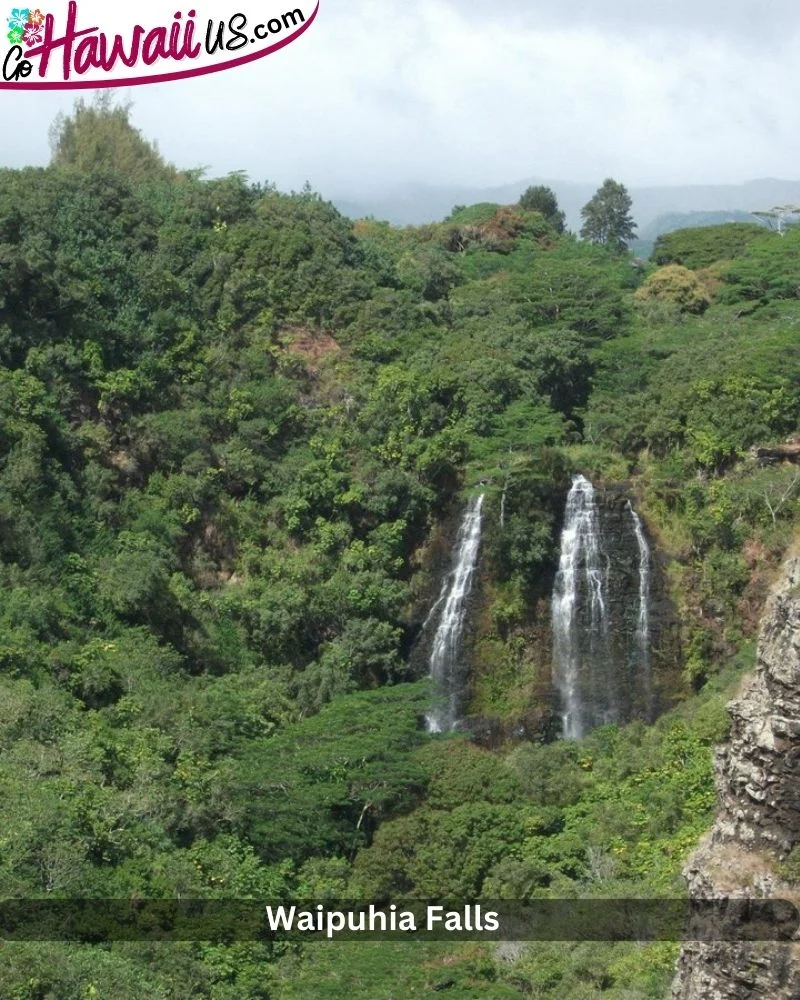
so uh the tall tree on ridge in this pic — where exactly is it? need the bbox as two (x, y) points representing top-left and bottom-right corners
(518, 185), (566, 233)
(49, 93), (178, 184)
(580, 178), (636, 251)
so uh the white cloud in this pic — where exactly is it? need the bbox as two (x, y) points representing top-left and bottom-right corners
(1, 0), (799, 193)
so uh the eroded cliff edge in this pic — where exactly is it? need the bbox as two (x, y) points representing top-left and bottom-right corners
(672, 551), (800, 999)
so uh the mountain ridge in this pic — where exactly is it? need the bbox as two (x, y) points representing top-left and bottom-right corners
(331, 176), (800, 231)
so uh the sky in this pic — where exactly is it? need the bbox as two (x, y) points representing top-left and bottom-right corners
(1, 0), (799, 198)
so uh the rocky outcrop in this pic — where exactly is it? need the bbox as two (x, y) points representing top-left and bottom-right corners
(750, 443), (800, 465)
(672, 552), (800, 999)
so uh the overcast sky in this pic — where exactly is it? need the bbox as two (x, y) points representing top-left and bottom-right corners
(1, 0), (799, 197)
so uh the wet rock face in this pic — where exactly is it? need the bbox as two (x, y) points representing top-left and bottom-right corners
(672, 555), (800, 1000)
(597, 486), (654, 724)
(562, 483), (679, 731)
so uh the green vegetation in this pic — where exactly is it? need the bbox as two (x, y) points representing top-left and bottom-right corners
(0, 100), (799, 997)
(633, 264), (710, 315)
(517, 185), (567, 234)
(49, 92), (179, 185)
(580, 178), (637, 251)
(651, 221), (772, 270)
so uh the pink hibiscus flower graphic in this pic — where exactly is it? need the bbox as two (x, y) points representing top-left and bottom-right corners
(23, 20), (42, 45)
(27, 7), (45, 26)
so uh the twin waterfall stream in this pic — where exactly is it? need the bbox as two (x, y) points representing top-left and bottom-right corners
(425, 493), (485, 733)
(551, 476), (652, 739)
(425, 476), (653, 738)
(551, 475), (609, 740)
(628, 500), (653, 716)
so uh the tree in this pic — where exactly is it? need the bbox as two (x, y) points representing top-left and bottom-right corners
(580, 178), (636, 251)
(751, 204), (800, 236)
(518, 185), (566, 233)
(49, 93), (177, 184)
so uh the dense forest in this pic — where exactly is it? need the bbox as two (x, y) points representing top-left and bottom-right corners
(0, 99), (799, 998)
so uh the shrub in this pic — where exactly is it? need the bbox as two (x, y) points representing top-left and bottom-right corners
(652, 223), (772, 269)
(634, 265), (710, 314)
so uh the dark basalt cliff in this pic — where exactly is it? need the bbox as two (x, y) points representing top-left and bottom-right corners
(672, 551), (800, 999)
(595, 484), (680, 725)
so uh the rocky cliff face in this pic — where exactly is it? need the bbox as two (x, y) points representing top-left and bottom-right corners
(595, 485), (681, 725)
(672, 552), (800, 1000)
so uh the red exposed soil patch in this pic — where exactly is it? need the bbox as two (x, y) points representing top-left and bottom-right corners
(282, 326), (340, 366)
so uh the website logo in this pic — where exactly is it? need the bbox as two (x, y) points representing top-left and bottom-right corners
(1, 1), (318, 89)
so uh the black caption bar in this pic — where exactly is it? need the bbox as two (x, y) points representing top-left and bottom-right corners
(0, 899), (798, 942)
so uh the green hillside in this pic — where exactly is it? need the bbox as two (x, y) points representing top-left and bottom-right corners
(1, 104), (799, 998)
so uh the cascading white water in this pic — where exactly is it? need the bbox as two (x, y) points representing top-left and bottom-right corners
(426, 493), (485, 733)
(551, 475), (610, 740)
(628, 502), (652, 704)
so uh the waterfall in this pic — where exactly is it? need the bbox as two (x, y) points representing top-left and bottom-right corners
(628, 502), (652, 711)
(552, 477), (658, 739)
(426, 493), (485, 733)
(551, 475), (611, 740)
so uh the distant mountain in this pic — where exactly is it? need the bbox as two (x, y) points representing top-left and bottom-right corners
(634, 210), (767, 242)
(627, 210), (769, 260)
(332, 179), (593, 229)
(331, 178), (800, 233)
